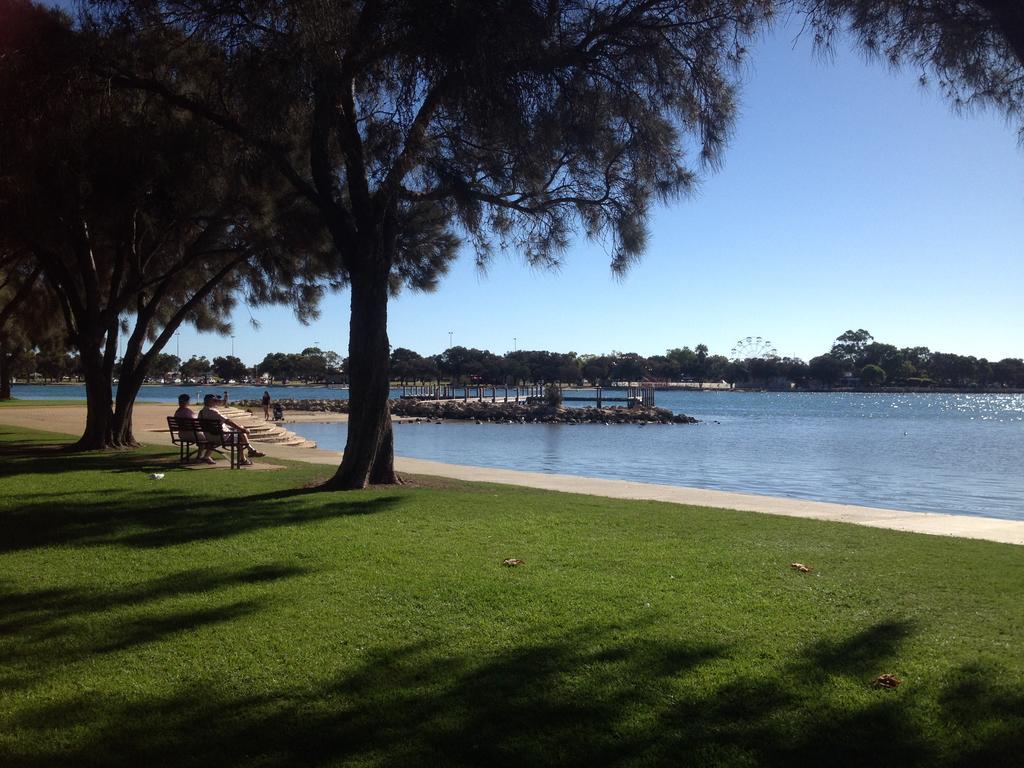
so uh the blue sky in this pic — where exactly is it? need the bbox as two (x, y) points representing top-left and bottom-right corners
(154, 18), (1023, 366)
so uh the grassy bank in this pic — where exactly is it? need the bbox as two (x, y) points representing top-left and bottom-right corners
(0, 424), (1021, 766)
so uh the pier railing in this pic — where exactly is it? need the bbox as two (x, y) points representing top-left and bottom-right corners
(400, 384), (655, 408)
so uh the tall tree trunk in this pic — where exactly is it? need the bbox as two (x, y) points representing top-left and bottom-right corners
(0, 336), (11, 400)
(111, 367), (144, 447)
(75, 344), (115, 450)
(326, 260), (398, 489)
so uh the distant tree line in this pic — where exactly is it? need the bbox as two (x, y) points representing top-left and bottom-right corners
(9, 329), (1023, 391)
(7, 327), (1023, 391)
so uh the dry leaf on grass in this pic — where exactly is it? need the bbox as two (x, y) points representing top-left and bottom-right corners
(872, 674), (902, 689)
(502, 558), (525, 567)
(789, 563), (811, 573)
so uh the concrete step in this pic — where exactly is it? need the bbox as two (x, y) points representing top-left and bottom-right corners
(215, 408), (318, 450)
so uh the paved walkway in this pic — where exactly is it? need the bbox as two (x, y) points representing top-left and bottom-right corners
(3, 403), (1022, 545)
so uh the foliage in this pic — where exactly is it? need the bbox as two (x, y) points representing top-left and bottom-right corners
(96, 0), (775, 487)
(809, 354), (845, 388)
(255, 348), (345, 383)
(801, 0), (1024, 137)
(544, 382), (564, 407)
(211, 355), (247, 381)
(0, 423), (1022, 765)
(831, 329), (875, 366)
(860, 363), (887, 387)
(148, 353), (180, 379)
(390, 347), (439, 384)
(0, 0), (333, 446)
(179, 356), (211, 381)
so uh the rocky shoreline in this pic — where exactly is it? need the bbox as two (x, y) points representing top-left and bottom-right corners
(236, 397), (698, 425)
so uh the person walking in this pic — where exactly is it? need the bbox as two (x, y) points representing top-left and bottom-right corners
(261, 390), (272, 420)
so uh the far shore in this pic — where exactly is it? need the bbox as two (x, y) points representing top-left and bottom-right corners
(1, 402), (1022, 546)
(9, 381), (1024, 395)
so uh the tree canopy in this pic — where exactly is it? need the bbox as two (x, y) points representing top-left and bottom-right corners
(802, 1), (1024, 134)
(0, 0), (333, 446)
(96, 0), (774, 486)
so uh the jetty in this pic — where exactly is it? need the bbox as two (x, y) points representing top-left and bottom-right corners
(400, 384), (656, 408)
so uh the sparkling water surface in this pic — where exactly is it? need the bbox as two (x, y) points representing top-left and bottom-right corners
(11, 385), (1024, 520)
(298, 391), (1024, 521)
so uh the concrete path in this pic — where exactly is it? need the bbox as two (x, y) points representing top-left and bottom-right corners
(3, 403), (1022, 546)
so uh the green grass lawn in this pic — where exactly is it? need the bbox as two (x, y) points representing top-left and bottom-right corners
(0, 424), (1021, 767)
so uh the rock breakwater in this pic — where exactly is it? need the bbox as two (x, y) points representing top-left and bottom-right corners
(236, 398), (697, 425)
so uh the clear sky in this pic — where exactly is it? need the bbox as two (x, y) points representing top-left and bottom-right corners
(156, 18), (1024, 367)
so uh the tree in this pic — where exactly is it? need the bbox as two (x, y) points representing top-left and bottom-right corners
(809, 354), (845, 389)
(390, 347), (423, 384)
(180, 356), (211, 381)
(830, 329), (874, 369)
(802, 1), (1024, 134)
(777, 357), (809, 387)
(255, 353), (289, 382)
(694, 344), (710, 388)
(104, 0), (772, 488)
(929, 351), (977, 386)
(992, 357), (1024, 387)
(610, 353), (646, 384)
(296, 348), (329, 383)
(149, 353), (180, 380)
(580, 354), (612, 386)
(0, 251), (46, 398)
(723, 360), (749, 386)
(860, 363), (886, 387)
(646, 355), (680, 382)
(34, 345), (75, 382)
(212, 355), (247, 381)
(747, 356), (781, 385)
(0, 1), (331, 447)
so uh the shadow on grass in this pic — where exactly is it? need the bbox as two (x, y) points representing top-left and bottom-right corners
(0, 438), (189, 476)
(2, 617), (1020, 767)
(0, 432), (404, 553)
(1, 491), (400, 553)
(0, 564), (309, 691)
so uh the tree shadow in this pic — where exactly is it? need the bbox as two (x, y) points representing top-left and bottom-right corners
(0, 432), (403, 553)
(935, 661), (1024, 766)
(1, 616), (1020, 767)
(0, 564), (309, 692)
(800, 618), (918, 677)
(0, 485), (402, 553)
(0, 442), (185, 477)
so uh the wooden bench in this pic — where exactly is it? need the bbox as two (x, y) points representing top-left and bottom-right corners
(197, 418), (245, 469)
(166, 416), (204, 462)
(166, 416), (244, 469)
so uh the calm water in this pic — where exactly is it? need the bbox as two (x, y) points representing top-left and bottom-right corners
(292, 391), (1024, 521)
(11, 385), (1024, 520)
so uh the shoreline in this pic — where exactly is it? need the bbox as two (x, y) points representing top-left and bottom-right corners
(9, 382), (1024, 395)
(1, 403), (1022, 546)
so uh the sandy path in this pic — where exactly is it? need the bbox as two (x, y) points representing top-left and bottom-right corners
(2, 403), (1022, 545)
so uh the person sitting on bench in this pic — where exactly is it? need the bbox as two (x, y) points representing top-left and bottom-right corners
(198, 394), (266, 465)
(174, 394), (215, 464)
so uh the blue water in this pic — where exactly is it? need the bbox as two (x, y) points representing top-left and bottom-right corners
(292, 391), (1024, 521)
(11, 385), (1024, 520)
